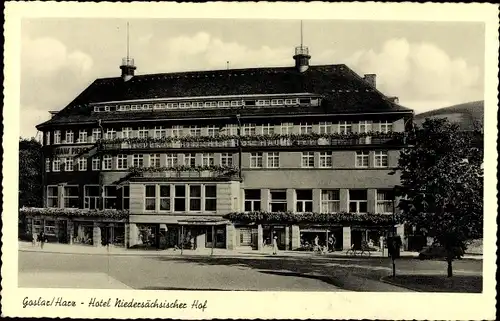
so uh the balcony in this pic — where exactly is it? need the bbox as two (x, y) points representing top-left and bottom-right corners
(100, 134), (404, 151)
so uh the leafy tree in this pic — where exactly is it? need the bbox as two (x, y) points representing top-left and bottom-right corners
(395, 118), (483, 277)
(19, 137), (43, 208)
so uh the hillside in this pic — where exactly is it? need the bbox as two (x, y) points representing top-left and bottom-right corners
(414, 101), (484, 131)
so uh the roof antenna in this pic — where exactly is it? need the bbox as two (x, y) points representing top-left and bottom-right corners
(127, 21), (130, 60)
(300, 20), (303, 49)
(120, 21), (136, 81)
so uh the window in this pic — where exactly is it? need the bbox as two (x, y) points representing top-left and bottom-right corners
(184, 153), (196, 167)
(63, 158), (73, 172)
(267, 152), (280, 168)
(374, 151), (388, 167)
(121, 127), (133, 139)
(319, 122), (332, 134)
(223, 124), (237, 136)
(299, 123), (312, 134)
(45, 132), (50, 145)
(207, 125), (219, 137)
(250, 153), (263, 168)
(301, 152), (315, 168)
(84, 185), (99, 209)
(270, 190), (287, 212)
(189, 185), (202, 211)
(159, 185), (170, 211)
(78, 158), (87, 171)
(204, 101), (217, 107)
(285, 98), (298, 105)
(179, 102), (191, 108)
(150, 154), (161, 168)
(138, 127), (148, 139)
(191, 102), (204, 108)
(121, 186), (130, 210)
(92, 157), (100, 170)
(355, 151), (369, 167)
(105, 129), (117, 140)
(133, 154), (144, 168)
(271, 99), (284, 106)
(174, 185), (186, 211)
(52, 158), (61, 172)
(378, 121), (393, 133)
(244, 189), (261, 211)
(166, 154), (177, 167)
(205, 185), (217, 211)
(145, 185), (156, 211)
(231, 101), (242, 107)
(78, 130), (87, 143)
(63, 186), (79, 208)
(242, 124), (256, 136)
(102, 155), (112, 170)
(45, 159), (51, 172)
(47, 186), (58, 207)
(65, 130), (74, 143)
(44, 220), (56, 235)
(280, 123), (293, 135)
(358, 121), (372, 144)
(218, 101), (230, 107)
(131, 104), (141, 111)
(296, 190), (313, 212)
(262, 124), (274, 135)
(104, 105), (111, 112)
(143, 104), (153, 110)
(377, 190), (393, 214)
(166, 103), (178, 109)
(153, 103), (166, 110)
(116, 154), (128, 170)
(172, 126), (183, 137)
(349, 190), (368, 213)
(319, 152), (332, 168)
(321, 190), (340, 213)
(189, 126), (201, 137)
(104, 186), (117, 209)
(92, 128), (101, 142)
(338, 121), (352, 134)
(201, 153), (214, 166)
(257, 100), (271, 106)
(54, 130), (61, 144)
(221, 153), (233, 166)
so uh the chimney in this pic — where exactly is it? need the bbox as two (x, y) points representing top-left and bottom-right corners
(120, 57), (136, 82)
(363, 74), (377, 88)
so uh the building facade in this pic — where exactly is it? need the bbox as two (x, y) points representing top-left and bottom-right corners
(29, 46), (413, 251)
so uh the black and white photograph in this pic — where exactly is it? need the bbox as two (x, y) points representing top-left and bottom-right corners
(2, 2), (497, 320)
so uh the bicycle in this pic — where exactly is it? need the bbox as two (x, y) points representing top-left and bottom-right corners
(345, 244), (372, 257)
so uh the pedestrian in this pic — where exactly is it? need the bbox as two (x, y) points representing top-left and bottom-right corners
(272, 234), (278, 255)
(314, 235), (319, 252)
(31, 232), (37, 247)
(39, 231), (45, 249)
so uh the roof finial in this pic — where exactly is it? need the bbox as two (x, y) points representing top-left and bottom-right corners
(293, 20), (310, 73)
(227, 61), (229, 70)
(120, 21), (136, 81)
(127, 21), (130, 60)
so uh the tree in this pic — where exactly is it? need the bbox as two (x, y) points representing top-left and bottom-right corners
(19, 137), (43, 208)
(395, 118), (483, 277)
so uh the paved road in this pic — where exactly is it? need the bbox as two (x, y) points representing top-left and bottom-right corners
(18, 251), (482, 292)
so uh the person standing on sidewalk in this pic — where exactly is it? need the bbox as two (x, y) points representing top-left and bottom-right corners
(272, 234), (278, 255)
(39, 231), (45, 249)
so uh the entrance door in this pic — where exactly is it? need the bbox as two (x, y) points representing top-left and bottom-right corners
(351, 230), (363, 250)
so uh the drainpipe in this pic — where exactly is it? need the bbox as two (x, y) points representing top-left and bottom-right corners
(236, 114), (242, 180)
(98, 120), (105, 211)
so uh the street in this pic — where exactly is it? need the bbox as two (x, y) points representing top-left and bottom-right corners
(18, 251), (482, 292)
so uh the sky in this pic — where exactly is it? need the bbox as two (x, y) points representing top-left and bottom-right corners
(20, 18), (485, 139)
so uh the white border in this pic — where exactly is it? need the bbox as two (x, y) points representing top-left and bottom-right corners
(3, 2), (498, 319)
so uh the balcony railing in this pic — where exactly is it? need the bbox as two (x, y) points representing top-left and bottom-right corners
(101, 135), (401, 150)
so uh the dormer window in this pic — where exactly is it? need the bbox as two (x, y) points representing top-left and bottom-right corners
(179, 102), (191, 108)
(204, 102), (217, 107)
(166, 103), (178, 109)
(218, 101), (230, 107)
(142, 104), (152, 110)
(285, 98), (298, 105)
(231, 101), (242, 107)
(271, 99), (284, 106)
(131, 105), (141, 111)
(153, 103), (166, 110)
(192, 102), (204, 108)
(93, 106), (100, 112)
(104, 105), (111, 112)
(257, 100), (271, 106)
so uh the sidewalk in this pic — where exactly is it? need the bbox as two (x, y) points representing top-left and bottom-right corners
(18, 242), (482, 260)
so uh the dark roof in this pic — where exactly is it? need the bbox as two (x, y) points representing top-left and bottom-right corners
(37, 64), (412, 129)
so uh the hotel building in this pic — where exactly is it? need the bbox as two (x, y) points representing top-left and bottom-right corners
(30, 43), (413, 251)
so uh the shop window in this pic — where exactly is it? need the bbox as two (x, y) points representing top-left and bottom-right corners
(145, 185), (156, 211)
(63, 186), (79, 208)
(321, 190), (340, 212)
(270, 190), (287, 212)
(296, 190), (313, 212)
(47, 186), (58, 208)
(44, 220), (56, 235)
(349, 190), (368, 213)
(244, 189), (261, 211)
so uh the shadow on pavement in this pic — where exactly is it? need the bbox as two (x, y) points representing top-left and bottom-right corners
(141, 287), (256, 291)
(258, 270), (346, 289)
(381, 275), (482, 293)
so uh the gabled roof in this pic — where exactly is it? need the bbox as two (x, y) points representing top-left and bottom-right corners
(37, 64), (412, 129)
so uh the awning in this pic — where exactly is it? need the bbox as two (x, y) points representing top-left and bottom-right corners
(177, 218), (229, 226)
(301, 228), (330, 233)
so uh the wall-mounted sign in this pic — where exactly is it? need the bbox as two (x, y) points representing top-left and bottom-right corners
(52, 145), (93, 156)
